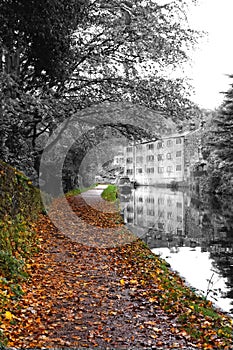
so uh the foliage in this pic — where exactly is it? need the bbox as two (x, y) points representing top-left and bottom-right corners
(0, 215), (39, 346)
(0, 73), (81, 180)
(0, 0), (201, 186)
(0, 161), (43, 219)
(211, 85), (233, 164)
(0, 215), (38, 279)
(203, 164), (233, 195)
(61, 0), (200, 118)
(101, 184), (118, 202)
(0, 0), (87, 89)
(0, 162), (43, 346)
(205, 77), (233, 194)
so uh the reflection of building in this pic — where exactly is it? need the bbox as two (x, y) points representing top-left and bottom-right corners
(125, 187), (233, 253)
(125, 187), (186, 244)
(124, 129), (203, 185)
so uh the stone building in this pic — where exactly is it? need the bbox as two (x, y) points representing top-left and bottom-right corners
(113, 152), (125, 167)
(124, 128), (203, 186)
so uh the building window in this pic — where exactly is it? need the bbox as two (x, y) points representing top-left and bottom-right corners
(176, 151), (182, 157)
(126, 157), (133, 163)
(177, 216), (183, 223)
(147, 155), (154, 161)
(176, 202), (182, 208)
(136, 168), (143, 174)
(127, 206), (134, 213)
(137, 206), (143, 214)
(157, 154), (163, 161)
(147, 209), (155, 216)
(146, 197), (154, 204)
(167, 139), (173, 147)
(126, 147), (133, 152)
(157, 141), (163, 149)
(176, 138), (182, 144)
(167, 153), (172, 160)
(126, 169), (133, 175)
(127, 217), (134, 223)
(147, 167), (154, 174)
(167, 212), (172, 219)
(167, 166), (173, 173)
(176, 165), (182, 171)
(136, 144), (142, 150)
(138, 197), (143, 202)
(158, 167), (164, 173)
(147, 143), (154, 150)
(167, 198), (172, 206)
(177, 229), (183, 235)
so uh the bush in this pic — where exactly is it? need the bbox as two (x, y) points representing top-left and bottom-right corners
(101, 185), (118, 202)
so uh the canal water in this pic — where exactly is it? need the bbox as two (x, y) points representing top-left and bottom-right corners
(120, 186), (233, 316)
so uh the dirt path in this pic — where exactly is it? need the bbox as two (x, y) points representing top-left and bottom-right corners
(4, 187), (233, 349)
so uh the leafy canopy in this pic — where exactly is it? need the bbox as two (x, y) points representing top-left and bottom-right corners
(211, 76), (233, 164)
(0, 0), (201, 179)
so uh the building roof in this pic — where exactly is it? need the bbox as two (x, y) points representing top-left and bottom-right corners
(131, 128), (202, 145)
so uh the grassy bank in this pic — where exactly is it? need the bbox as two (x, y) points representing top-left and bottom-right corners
(114, 239), (233, 348)
(101, 184), (118, 202)
(0, 161), (43, 346)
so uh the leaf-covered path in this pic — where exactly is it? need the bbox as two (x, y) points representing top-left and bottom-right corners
(4, 188), (233, 349)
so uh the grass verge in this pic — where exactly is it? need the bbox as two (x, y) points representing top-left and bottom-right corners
(65, 184), (97, 198)
(101, 184), (118, 202)
(115, 239), (233, 348)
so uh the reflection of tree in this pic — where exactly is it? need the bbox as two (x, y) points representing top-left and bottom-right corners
(189, 194), (233, 302)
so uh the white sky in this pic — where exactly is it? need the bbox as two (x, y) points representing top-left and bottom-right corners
(186, 0), (233, 109)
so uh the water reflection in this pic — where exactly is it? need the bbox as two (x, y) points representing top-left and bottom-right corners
(122, 186), (233, 316)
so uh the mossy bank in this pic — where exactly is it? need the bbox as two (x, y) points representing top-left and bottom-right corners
(0, 161), (43, 345)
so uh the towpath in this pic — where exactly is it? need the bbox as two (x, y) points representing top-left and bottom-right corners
(4, 186), (232, 349)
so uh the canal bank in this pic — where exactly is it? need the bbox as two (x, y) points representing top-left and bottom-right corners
(123, 185), (233, 317)
(3, 185), (233, 349)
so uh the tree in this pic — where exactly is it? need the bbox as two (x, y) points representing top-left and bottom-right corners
(207, 77), (233, 194)
(0, 0), (88, 176)
(211, 83), (233, 164)
(0, 0), (87, 89)
(0, 0), (201, 183)
(64, 0), (199, 117)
